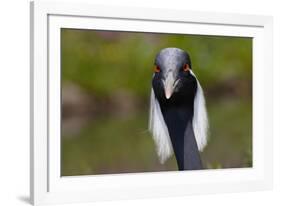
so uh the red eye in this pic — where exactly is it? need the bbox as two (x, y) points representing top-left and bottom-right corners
(154, 65), (161, 73)
(183, 64), (190, 72)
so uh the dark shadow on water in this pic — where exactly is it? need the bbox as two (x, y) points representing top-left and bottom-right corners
(17, 196), (31, 205)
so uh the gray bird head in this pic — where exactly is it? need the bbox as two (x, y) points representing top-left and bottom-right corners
(154, 48), (192, 99)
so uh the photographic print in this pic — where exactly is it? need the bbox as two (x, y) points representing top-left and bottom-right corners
(61, 29), (252, 176)
(30, 3), (273, 204)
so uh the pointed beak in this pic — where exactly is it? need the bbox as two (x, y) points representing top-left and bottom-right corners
(162, 72), (178, 99)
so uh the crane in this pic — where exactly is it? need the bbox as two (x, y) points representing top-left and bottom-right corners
(149, 48), (209, 170)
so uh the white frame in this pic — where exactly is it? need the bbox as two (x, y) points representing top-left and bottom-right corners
(30, 1), (273, 205)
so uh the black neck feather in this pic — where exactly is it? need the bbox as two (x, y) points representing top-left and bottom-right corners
(160, 103), (202, 170)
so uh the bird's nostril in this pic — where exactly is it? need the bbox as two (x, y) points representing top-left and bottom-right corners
(173, 79), (179, 87)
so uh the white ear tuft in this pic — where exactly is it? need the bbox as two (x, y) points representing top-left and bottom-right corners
(190, 70), (209, 151)
(149, 88), (173, 164)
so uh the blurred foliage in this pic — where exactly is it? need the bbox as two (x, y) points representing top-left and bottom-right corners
(62, 29), (252, 97)
(61, 29), (252, 176)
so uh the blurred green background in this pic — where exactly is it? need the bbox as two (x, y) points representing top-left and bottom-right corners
(61, 29), (252, 176)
